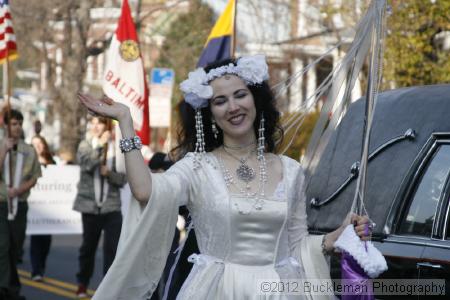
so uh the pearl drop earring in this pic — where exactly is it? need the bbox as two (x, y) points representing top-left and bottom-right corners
(257, 113), (265, 161)
(257, 112), (267, 197)
(211, 119), (219, 139)
(194, 109), (205, 169)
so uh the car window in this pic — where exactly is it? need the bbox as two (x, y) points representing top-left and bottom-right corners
(398, 144), (450, 237)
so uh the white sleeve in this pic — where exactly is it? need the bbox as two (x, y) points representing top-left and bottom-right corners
(93, 166), (182, 299)
(150, 154), (193, 207)
(287, 164), (332, 300)
(287, 165), (309, 254)
(93, 155), (196, 299)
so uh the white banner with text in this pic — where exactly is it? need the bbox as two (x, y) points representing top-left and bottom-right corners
(26, 165), (82, 235)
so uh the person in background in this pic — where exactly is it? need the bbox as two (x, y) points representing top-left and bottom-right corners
(29, 135), (55, 281)
(0, 109), (41, 300)
(56, 149), (75, 165)
(73, 116), (126, 298)
(32, 120), (42, 137)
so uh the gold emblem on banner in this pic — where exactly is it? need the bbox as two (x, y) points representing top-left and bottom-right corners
(119, 40), (140, 62)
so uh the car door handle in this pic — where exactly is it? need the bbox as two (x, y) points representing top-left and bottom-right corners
(416, 262), (443, 270)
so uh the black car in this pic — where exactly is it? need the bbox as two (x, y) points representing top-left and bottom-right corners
(305, 84), (450, 299)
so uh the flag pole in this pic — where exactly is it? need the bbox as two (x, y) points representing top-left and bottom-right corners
(99, 119), (113, 204)
(231, 0), (237, 57)
(3, 56), (14, 216)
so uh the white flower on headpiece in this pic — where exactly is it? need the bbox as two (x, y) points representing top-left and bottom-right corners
(206, 63), (238, 82)
(180, 68), (213, 108)
(179, 54), (270, 109)
(237, 55), (269, 84)
(183, 92), (208, 109)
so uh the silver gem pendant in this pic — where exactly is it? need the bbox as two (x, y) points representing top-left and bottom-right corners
(253, 198), (264, 210)
(236, 163), (255, 183)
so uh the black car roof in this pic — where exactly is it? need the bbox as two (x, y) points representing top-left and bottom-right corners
(305, 84), (450, 235)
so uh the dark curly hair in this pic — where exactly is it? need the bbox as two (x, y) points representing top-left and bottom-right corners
(171, 58), (283, 160)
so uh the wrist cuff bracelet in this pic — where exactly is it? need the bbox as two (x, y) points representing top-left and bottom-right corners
(119, 136), (142, 153)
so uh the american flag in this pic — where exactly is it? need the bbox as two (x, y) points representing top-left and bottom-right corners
(0, 0), (18, 64)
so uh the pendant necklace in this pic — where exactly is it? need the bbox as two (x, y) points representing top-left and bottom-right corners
(217, 149), (267, 215)
(222, 146), (256, 184)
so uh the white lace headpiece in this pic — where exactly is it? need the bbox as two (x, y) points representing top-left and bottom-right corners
(180, 54), (269, 109)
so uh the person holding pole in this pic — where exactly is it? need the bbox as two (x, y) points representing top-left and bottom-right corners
(73, 116), (126, 298)
(0, 109), (41, 300)
(1, 2), (29, 297)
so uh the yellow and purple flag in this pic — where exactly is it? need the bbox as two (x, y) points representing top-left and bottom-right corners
(197, 0), (235, 67)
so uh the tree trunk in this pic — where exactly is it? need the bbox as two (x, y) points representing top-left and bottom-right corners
(57, 0), (93, 156)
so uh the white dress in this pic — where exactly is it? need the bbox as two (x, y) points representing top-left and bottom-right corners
(92, 153), (333, 300)
(175, 153), (307, 299)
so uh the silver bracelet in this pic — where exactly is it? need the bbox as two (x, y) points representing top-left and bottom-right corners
(119, 136), (142, 153)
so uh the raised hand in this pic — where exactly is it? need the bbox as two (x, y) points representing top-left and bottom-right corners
(78, 92), (152, 204)
(77, 93), (131, 122)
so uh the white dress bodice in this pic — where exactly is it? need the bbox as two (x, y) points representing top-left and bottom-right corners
(167, 153), (309, 299)
(227, 195), (287, 265)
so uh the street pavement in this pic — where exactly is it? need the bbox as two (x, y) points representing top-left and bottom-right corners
(19, 234), (103, 300)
